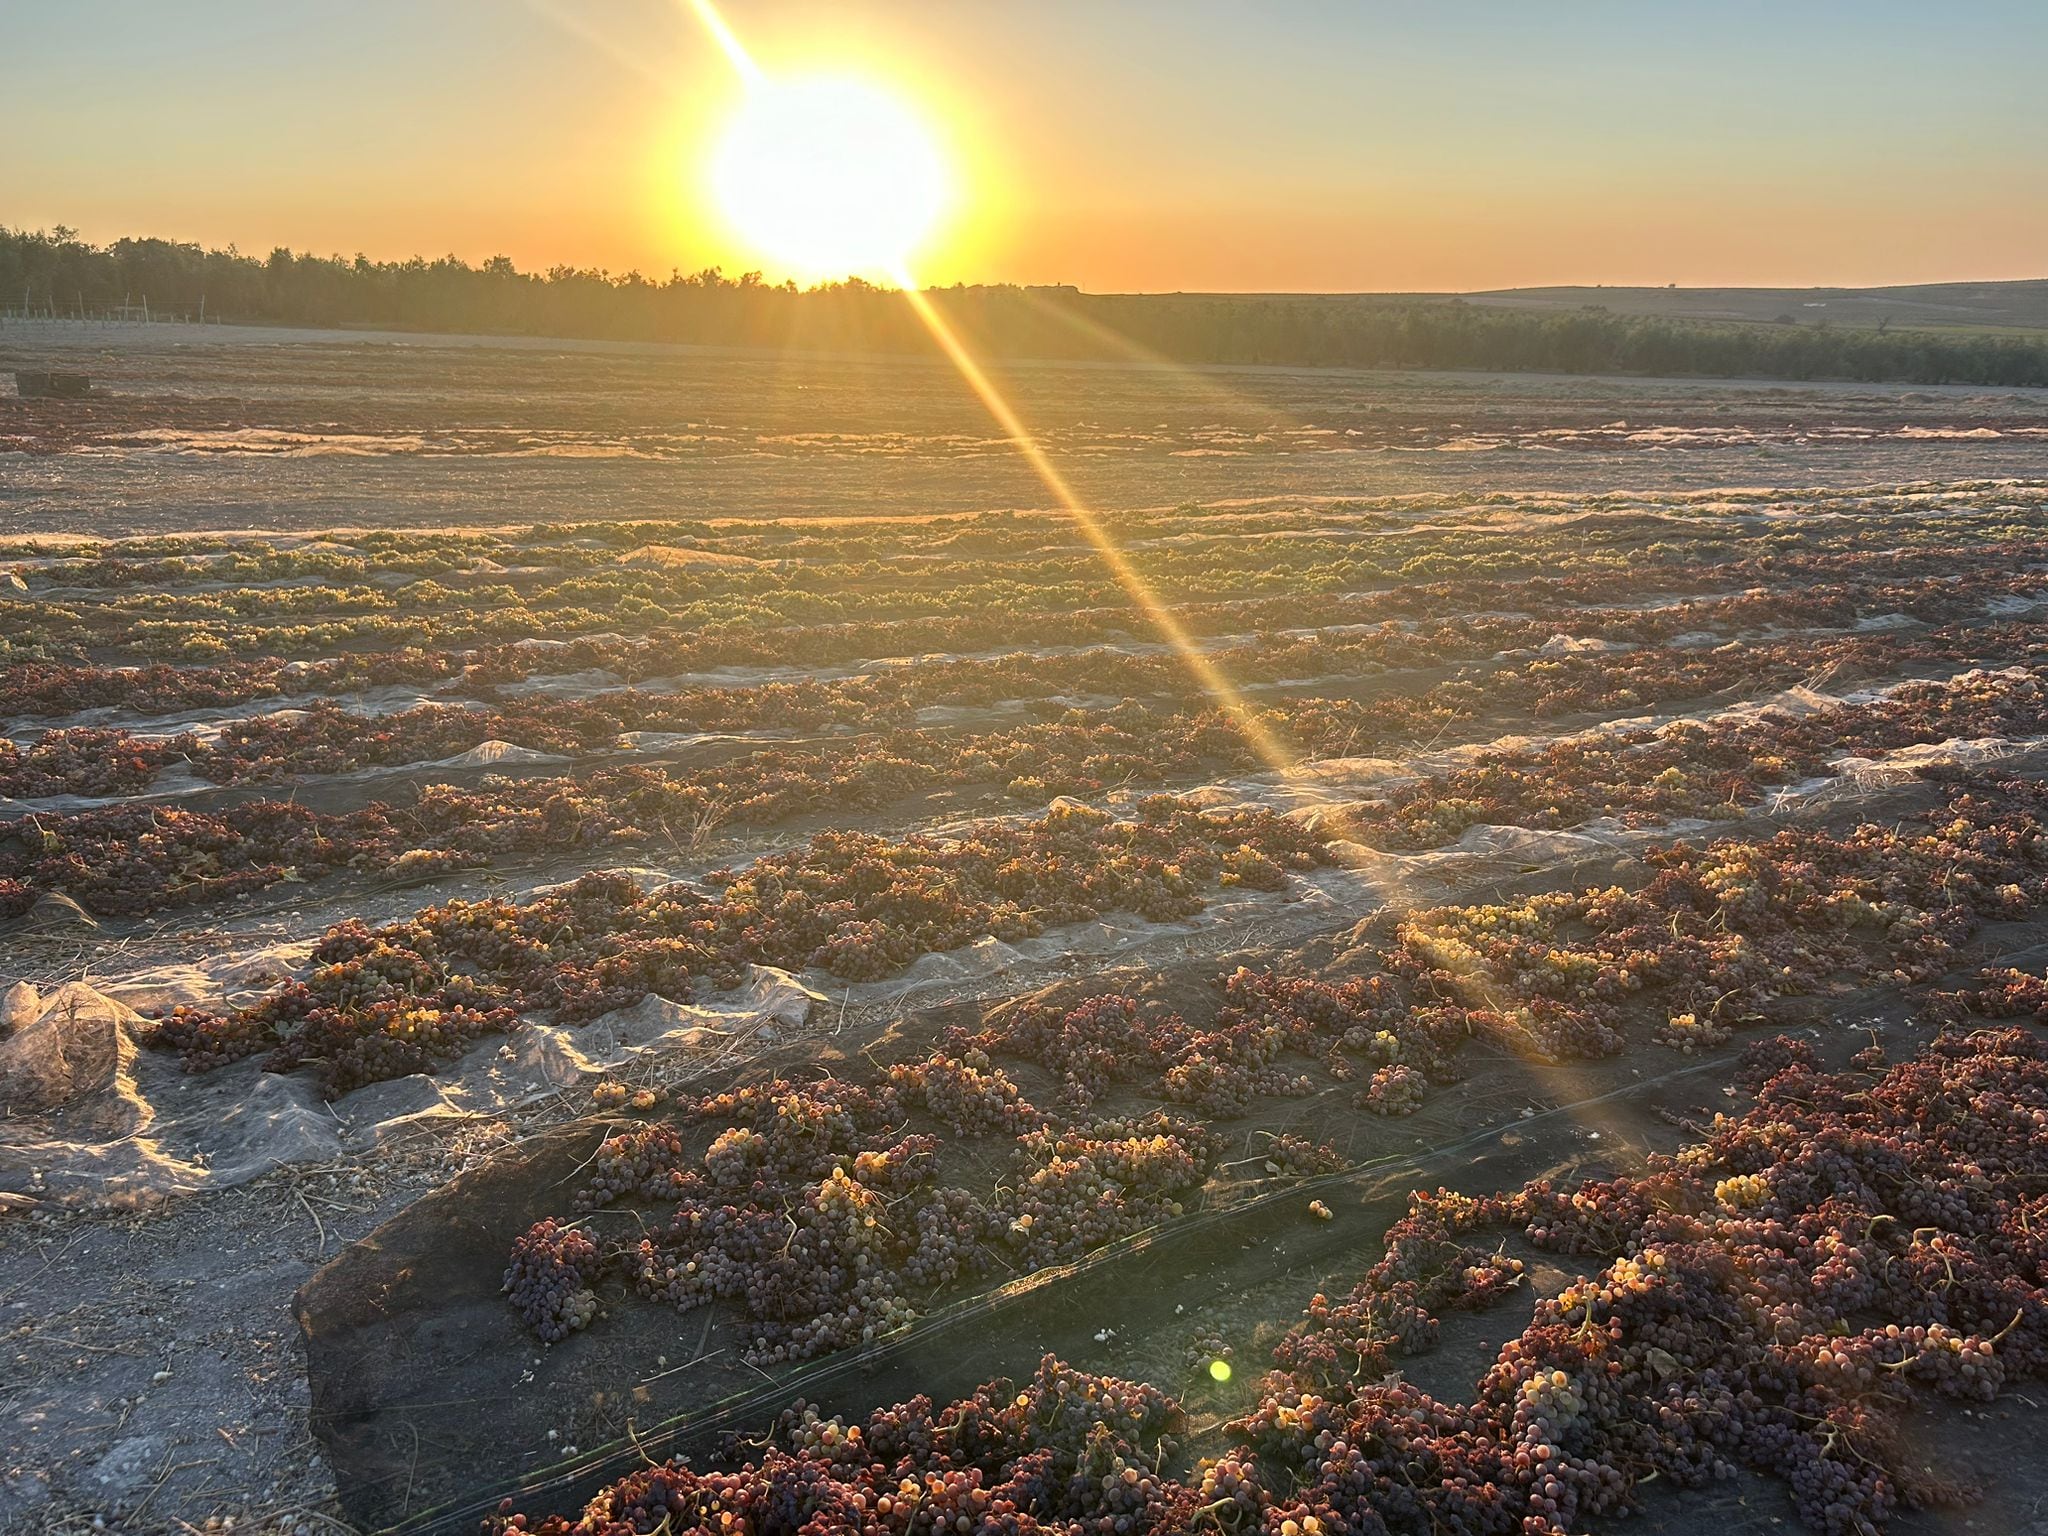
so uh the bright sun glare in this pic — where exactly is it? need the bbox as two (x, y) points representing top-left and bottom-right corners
(711, 74), (949, 283)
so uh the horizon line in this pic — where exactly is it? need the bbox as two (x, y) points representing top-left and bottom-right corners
(6, 221), (2048, 303)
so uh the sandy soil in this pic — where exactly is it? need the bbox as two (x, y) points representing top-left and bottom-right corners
(3, 325), (2047, 535)
(6, 339), (2048, 1533)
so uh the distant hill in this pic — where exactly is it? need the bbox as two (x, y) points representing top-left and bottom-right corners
(1462, 280), (2048, 334)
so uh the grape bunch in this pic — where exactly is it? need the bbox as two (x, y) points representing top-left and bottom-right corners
(961, 992), (1163, 1107)
(889, 1051), (1041, 1136)
(1354, 1063), (1428, 1116)
(576, 1126), (689, 1209)
(998, 1117), (1219, 1268)
(502, 1219), (601, 1344)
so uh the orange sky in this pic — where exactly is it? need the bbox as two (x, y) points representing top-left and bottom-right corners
(6, 0), (2046, 292)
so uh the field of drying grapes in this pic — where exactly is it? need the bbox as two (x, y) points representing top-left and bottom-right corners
(6, 331), (2048, 1536)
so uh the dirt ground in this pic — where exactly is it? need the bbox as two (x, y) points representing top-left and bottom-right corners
(2, 1151), (426, 1532)
(5, 324), (2048, 536)
(6, 332), (2048, 1534)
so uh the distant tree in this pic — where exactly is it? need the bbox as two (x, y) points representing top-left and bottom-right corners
(4, 223), (2046, 387)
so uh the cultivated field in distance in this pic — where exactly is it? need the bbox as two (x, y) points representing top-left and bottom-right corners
(7, 323), (2048, 535)
(6, 324), (2048, 1535)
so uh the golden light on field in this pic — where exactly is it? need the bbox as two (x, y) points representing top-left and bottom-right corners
(681, 0), (1303, 785)
(709, 73), (951, 282)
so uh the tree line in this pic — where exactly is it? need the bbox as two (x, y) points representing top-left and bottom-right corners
(5, 224), (2047, 387)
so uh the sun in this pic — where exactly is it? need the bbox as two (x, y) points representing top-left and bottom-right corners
(710, 73), (950, 283)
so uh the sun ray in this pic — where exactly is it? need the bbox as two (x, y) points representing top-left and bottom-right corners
(1011, 282), (1299, 419)
(529, 0), (685, 94)
(681, 0), (762, 83)
(889, 272), (1306, 780)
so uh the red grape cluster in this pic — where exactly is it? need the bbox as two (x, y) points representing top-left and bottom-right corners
(0, 726), (179, 799)
(519, 1059), (1228, 1360)
(998, 1115), (1220, 1268)
(889, 1052), (1041, 1136)
(1355, 1063), (1428, 1116)
(1390, 775), (2048, 1066)
(502, 1218), (601, 1344)
(576, 1126), (690, 1209)
(960, 993), (1162, 1108)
